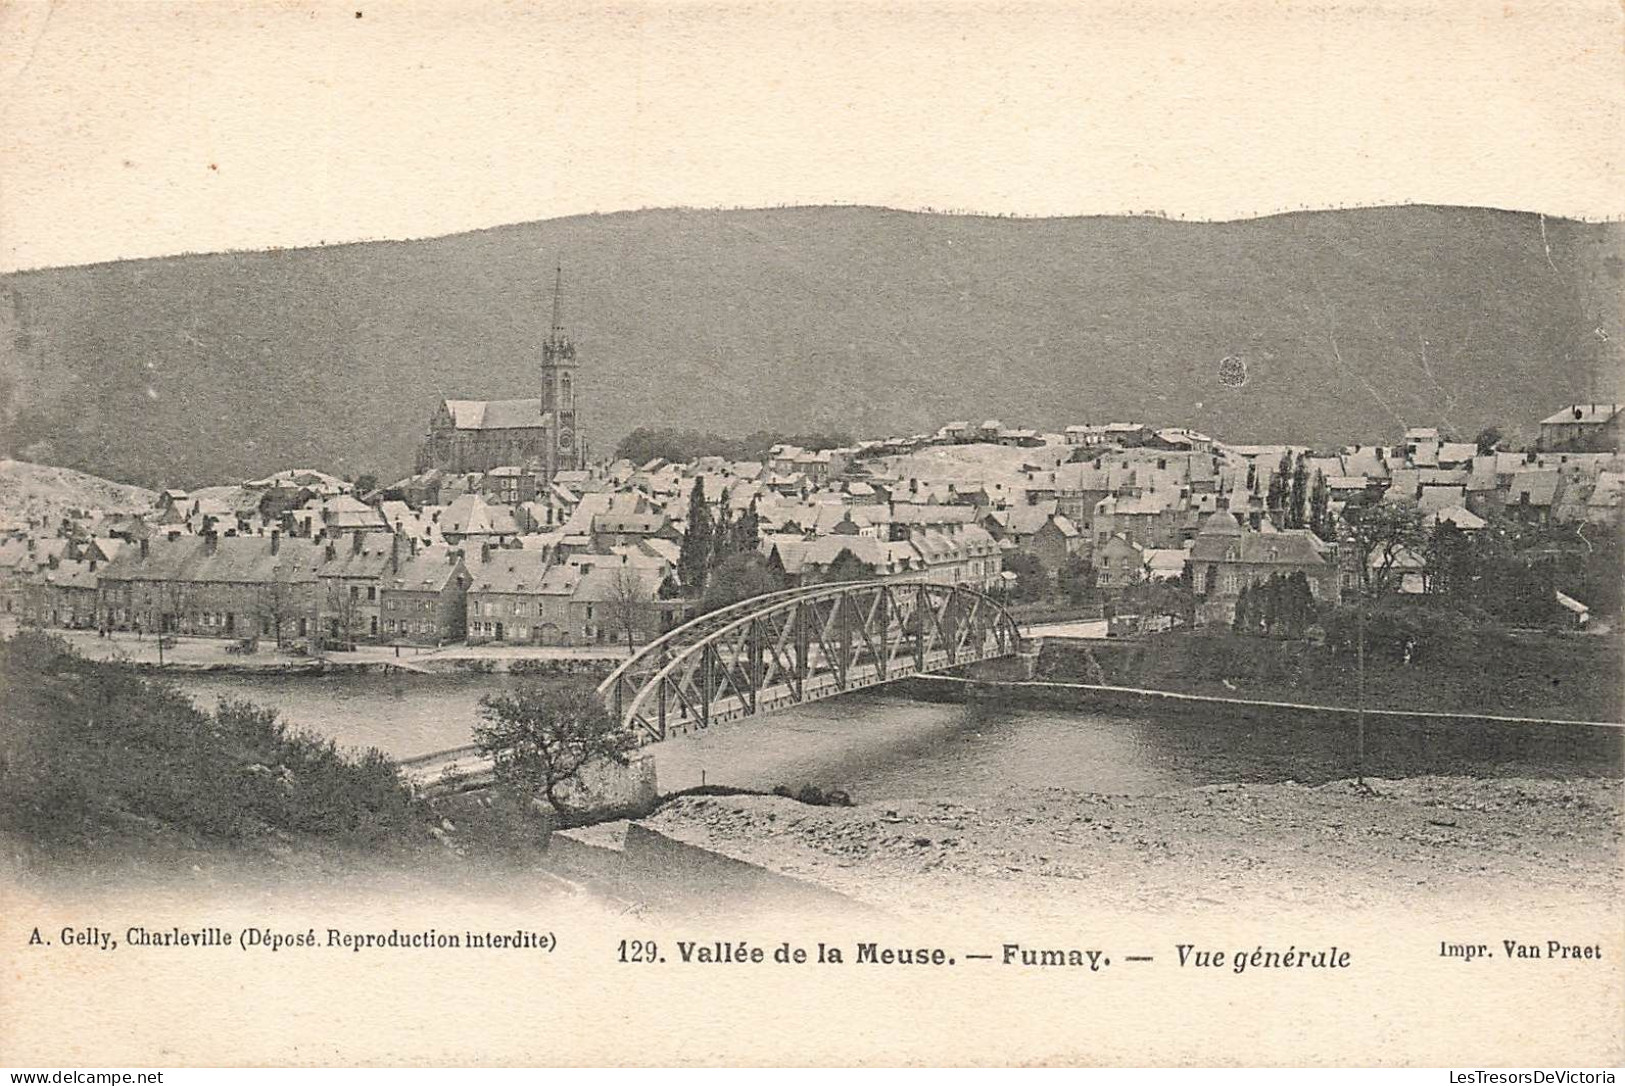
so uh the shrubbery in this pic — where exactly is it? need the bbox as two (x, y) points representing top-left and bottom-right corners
(0, 632), (426, 851)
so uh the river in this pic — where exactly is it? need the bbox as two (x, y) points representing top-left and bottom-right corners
(169, 672), (1618, 803)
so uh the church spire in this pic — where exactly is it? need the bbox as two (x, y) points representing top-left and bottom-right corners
(543, 263), (574, 362)
(549, 264), (564, 341)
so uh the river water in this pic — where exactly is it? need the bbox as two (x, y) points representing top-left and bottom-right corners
(170, 673), (1618, 803)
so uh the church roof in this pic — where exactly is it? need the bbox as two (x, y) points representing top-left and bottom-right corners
(443, 399), (548, 430)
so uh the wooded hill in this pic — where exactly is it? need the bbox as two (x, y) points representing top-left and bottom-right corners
(2, 205), (1619, 488)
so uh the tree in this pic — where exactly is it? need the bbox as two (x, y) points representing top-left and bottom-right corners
(1267, 451), (1293, 515)
(712, 502), (735, 569)
(1287, 453), (1309, 529)
(1474, 426), (1504, 457)
(1308, 470), (1332, 541)
(254, 578), (299, 646)
(1003, 552), (1048, 602)
(1343, 501), (1427, 596)
(1235, 585), (1261, 637)
(677, 479), (713, 595)
(1056, 554), (1096, 605)
(319, 580), (367, 652)
(605, 563), (653, 656)
(702, 552), (784, 613)
(473, 681), (640, 816)
(353, 473), (379, 498)
(732, 498), (760, 557)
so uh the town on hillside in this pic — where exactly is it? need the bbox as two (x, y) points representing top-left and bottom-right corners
(1, 383), (1620, 656)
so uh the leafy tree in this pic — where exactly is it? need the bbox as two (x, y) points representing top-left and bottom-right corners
(1233, 573), (1317, 638)
(1474, 426), (1504, 457)
(822, 547), (881, 586)
(1056, 554), (1096, 605)
(1003, 552), (1049, 602)
(1232, 583), (1255, 634)
(1287, 453), (1309, 529)
(702, 552), (784, 613)
(712, 502), (735, 568)
(473, 681), (640, 816)
(1343, 501), (1427, 596)
(1308, 470), (1332, 540)
(677, 479), (712, 594)
(1266, 452), (1292, 515)
(732, 499), (761, 556)
(353, 473), (379, 498)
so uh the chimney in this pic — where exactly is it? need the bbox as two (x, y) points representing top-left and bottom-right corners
(324, 541), (336, 562)
(446, 548), (457, 566)
(203, 531), (218, 556)
(270, 529), (280, 556)
(140, 537), (150, 559)
(480, 542), (491, 564)
(351, 531), (363, 556)
(390, 533), (401, 574)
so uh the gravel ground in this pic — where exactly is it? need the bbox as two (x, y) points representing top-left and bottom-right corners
(643, 776), (1624, 922)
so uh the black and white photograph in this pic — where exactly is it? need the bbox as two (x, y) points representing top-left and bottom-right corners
(0, 0), (1621, 1071)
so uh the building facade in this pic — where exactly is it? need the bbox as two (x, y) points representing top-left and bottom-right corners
(415, 268), (585, 481)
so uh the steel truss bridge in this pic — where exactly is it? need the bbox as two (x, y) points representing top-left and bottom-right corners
(596, 580), (1023, 744)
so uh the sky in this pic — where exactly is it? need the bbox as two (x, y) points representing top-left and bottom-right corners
(2, 0), (1623, 272)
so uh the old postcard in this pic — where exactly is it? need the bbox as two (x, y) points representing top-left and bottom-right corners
(1, 0), (1621, 1070)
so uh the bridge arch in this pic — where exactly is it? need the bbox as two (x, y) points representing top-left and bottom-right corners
(597, 580), (1022, 744)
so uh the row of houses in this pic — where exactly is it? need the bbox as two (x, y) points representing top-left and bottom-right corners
(7, 529), (676, 649)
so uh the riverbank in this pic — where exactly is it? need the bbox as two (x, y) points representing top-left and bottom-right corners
(641, 775), (1624, 922)
(15, 625), (626, 677)
(1037, 629), (1624, 723)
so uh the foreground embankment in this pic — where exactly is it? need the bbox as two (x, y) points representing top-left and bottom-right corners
(1034, 629), (1623, 723)
(642, 775), (1624, 922)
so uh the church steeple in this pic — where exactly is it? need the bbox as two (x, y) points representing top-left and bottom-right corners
(539, 262), (581, 479)
(544, 264), (574, 364)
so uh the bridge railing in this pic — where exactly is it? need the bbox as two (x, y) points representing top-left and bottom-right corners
(595, 579), (885, 699)
(614, 580), (1020, 743)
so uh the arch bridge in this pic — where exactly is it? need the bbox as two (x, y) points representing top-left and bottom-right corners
(597, 580), (1023, 744)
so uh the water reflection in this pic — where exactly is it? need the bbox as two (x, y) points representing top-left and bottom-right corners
(170, 675), (1620, 802)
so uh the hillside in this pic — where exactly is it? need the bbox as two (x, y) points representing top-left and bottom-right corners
(0, 458), (156, 528)
(1, 205), (1621, 488)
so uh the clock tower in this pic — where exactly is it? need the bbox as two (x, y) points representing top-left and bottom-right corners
(540, 265), (582, 480)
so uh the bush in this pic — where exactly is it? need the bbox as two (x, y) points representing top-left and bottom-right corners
(0, 632), (426, 851)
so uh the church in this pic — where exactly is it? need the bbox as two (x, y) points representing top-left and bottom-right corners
(415, 269), (584, 480)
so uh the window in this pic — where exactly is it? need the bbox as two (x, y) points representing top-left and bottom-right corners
(367, 587), (376, 601)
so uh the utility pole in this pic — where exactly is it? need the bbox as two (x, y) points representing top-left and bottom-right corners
(1355, 578), (1366, 786)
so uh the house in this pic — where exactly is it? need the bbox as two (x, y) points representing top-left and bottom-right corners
(436, 493), (520, 545)
(24, 559), (100, 629)
(1188, 510), (1338, 626)
(1503, 470), (1563, 523)
(379, 545), (470, 644)
(465, 549), (582, 645)
(1092, 491), (1183, 551)
(480, 465), (538, 506)
(1403, 427), (1442, 467)
(1538, 404), (1622, 453)
(570, 560), (667, 647)
(313, 532), (401, 644)
(1094, 534), (1145, 591)
(96, 532), (325, 641)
